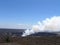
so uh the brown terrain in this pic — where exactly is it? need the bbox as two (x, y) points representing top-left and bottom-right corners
(0, 29), (60, 45)
(0, 36), (60, 45)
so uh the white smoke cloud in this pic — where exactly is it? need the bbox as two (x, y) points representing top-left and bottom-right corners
(22, 16), (60, 37)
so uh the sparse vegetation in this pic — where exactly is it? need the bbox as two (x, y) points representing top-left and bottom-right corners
(0, 32), (60, 45)
(11, 36), (60, 45)
(5, 36), (10, 43)
(0, 36), (60, 45)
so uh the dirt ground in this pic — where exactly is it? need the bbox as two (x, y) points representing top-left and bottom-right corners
(12, 36), (60, 45)
(0, 43), (20, 45)
(0, 36), (60, 45)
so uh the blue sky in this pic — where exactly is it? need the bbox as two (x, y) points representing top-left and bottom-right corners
(0, 0), (60, 25)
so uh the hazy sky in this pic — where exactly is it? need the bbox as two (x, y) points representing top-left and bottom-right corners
(0, 0), (60, 28)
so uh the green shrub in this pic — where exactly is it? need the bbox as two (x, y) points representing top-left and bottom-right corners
(5, 36), (10, 43)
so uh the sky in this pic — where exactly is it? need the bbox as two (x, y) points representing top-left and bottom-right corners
(0, 0), (60, 28)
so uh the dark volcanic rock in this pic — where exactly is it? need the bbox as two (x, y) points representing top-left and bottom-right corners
(28, 32), (58, 37)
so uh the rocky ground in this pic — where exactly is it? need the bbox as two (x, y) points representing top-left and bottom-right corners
(13, 36), (60, 45)
(0, 36), (60, 45)
(0, 43), (20, 45)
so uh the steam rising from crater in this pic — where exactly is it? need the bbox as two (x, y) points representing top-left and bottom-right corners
(22, 16), (60, 37)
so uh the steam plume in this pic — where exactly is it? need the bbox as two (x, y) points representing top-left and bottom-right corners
(22, 16), (60, 37)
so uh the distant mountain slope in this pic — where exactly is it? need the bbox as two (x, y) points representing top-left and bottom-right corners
(0, 28), (59, 37)
(28, 32), (58, 36)
(0, 28), (25, 37)
(0, 28), (25, 32)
